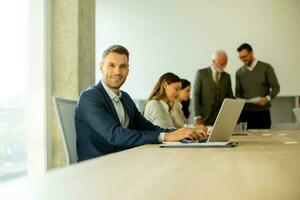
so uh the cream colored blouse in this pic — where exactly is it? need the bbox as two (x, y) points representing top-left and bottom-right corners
(143, 100), (176, 129)
(170, 100), (187, 128)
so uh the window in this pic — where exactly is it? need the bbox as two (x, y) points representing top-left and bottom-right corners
(0, 0), (29, 181)
(0, 0), (49, 181)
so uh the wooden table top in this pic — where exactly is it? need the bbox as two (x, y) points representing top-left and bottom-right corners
(1, 130), (300, 200)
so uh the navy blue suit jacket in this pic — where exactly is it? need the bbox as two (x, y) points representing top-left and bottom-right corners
(75, 81), (169, 161)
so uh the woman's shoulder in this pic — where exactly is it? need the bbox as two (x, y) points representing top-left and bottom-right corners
(145, 99), (160, 107)
(172, 100), (182, 109)
(144, 99), (163, 110)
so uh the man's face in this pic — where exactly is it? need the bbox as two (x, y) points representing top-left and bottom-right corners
(100, 52), (129, 90)
(239, 49), (254, 66)
(213, 53), (228, 71)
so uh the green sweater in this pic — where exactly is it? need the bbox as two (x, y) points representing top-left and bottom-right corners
(235, 61), (280, 111)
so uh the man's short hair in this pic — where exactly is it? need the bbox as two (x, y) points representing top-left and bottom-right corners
(102, 45), (129, 60)
(211, 50), (227, 61)
(237, 43), (253, 52)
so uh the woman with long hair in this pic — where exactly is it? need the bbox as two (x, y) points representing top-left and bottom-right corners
(143, 72), (182, 128)
(171, 79), (191, 127)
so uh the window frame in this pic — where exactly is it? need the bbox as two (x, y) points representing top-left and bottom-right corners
(27, 0), (51, 175)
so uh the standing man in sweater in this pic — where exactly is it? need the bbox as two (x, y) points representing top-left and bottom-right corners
(235, 43), (280, 129)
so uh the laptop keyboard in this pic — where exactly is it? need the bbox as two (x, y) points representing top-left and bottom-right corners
(180, 139), (207, 143)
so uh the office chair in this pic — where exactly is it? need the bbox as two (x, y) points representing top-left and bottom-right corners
(53, 97), (78, 165)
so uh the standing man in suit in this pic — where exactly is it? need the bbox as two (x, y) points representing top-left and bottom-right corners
(193, 50), (234, 126)
(75, 45), (207, 161)
(235, 43), (280, 129)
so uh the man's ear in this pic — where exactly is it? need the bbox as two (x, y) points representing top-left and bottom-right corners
(212, 59), (216, 65)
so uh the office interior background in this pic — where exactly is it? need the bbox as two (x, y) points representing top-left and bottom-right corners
(0, 0), (300, 183)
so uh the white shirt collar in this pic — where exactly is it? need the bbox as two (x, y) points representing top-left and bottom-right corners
(101, 80), (122, 103)
(211, 65), (223, 73)
(246, 59), (258, 71)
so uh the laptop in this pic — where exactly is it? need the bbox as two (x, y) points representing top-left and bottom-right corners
(160, 98), (245, 148)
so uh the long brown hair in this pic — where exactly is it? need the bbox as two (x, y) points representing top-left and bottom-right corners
(180, 79), (191, 118)
(148, 72), (181, 101)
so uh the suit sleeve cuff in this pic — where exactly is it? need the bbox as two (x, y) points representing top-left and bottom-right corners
(194, 116), (202, 120)
(266, 96), (271, 101)
(158, 132), (166, 143)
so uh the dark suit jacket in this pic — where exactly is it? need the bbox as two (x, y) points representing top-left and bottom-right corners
(75, 82), (169, 161)
(192, 67), (234, 125)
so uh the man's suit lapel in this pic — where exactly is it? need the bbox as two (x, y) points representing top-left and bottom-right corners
(96, 82), (121, 125)
(218, 72), (228, 90)
(207, 68), (216, 89)
(219, 72), (225, 85)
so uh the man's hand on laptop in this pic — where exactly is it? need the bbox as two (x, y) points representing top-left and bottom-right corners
(164, 128), (208, 142)
(195, 125), (208, 132)
(195, 118), (203, 125)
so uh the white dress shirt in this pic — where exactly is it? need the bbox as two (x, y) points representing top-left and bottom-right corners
(101, 80), (129, 128)
(102, 80), (165, 142)
(210, 65), (223, 82)
(245, 59), (258, 71)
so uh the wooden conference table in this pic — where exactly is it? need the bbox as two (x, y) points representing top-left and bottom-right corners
(1, 130), (300, 200)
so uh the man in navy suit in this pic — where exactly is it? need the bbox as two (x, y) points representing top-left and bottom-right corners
(75, 45), (207, 161)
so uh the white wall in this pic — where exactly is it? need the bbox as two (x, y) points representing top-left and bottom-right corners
(96, 0), (300, 99)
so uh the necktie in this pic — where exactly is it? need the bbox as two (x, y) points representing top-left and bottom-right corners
(215, 71), (221, 85)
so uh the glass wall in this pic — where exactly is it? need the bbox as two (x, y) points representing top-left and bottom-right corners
(0, 0), (28, 181)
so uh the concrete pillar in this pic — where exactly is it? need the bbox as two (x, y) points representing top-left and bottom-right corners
(50, 0), (95, 168)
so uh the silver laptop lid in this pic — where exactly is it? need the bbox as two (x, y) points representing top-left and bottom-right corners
(207, 98), (245, 142)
